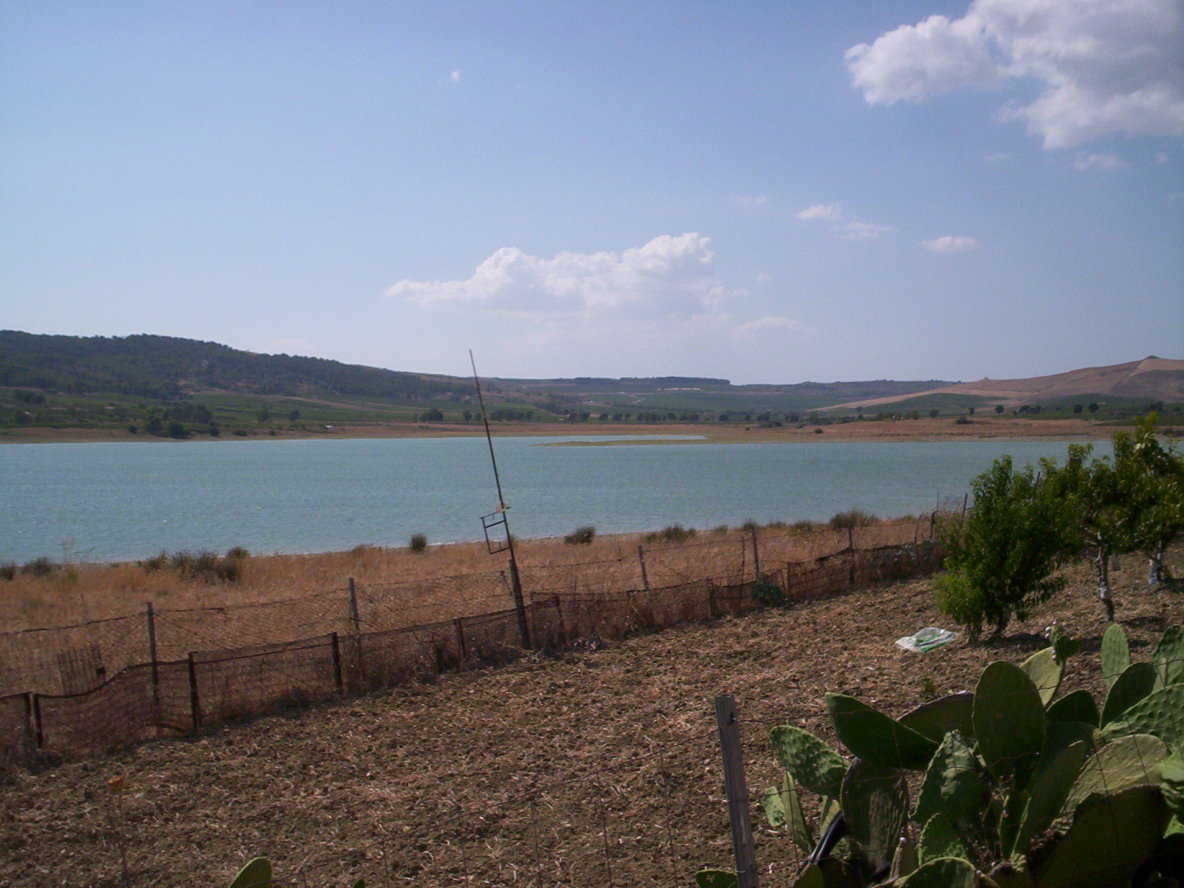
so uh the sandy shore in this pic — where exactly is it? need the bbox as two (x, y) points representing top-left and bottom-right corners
(0, 415), (1145, 445)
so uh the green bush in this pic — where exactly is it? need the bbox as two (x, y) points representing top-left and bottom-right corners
(646, 524), (696, 544)
(20, 556), (57, 577)
(409, 533), (428, 553)
(0, 563), (16, 581)
(751, 574), (787, 607)
(935, 457), (1075, 640)
(563, 525), (596, 545)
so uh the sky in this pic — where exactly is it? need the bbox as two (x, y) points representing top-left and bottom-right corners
(2, 1), (1182, 385)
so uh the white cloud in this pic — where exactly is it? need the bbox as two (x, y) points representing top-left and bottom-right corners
(734, 194), (770, 208)
(1073, 152), (1128, 171)
(731, 316), (811, 341)
(839, 221), (896, 240)
(448, 70), (461, 83)
(796, 203), (843, 221)
(921, 235), (980, 252)
(389, 234), (732, 320)
(846, 0), (1184, 149)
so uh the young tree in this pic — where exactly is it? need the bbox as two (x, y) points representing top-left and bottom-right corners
(934, 456), (1075, 640)
(1118, 416), (1184, 585)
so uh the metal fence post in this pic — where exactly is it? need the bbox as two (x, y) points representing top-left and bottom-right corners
(637, 545), (650, 591)
(146, 602), (160, 706)
(714, 694), (760, 888)
(187, 652), (201, 729)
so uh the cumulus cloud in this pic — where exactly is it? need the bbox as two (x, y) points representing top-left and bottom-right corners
(921, 235), (980, 253)
(846, 0), (1184, 149)
(731, 316), (811, 341)
(388, 234), (733, 321)
(1073, 152), (1128, 171)
(796, 203), (843, 221)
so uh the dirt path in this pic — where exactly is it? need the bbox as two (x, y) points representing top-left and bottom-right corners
(1, 558), (1180, 887)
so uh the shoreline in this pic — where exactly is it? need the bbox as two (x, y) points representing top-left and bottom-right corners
(0, 415), (1137, 445)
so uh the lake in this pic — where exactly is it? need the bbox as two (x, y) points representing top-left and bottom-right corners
(0, 436), (1107, 564)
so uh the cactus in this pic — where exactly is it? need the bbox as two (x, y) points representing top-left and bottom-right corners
(973, 661), (1046, 781)
(1152, 624), (1184, 687)
(898, 692), (975, 744)
(1104, 683), (1184, 747)
(770, 723), (847, 798)
(762, 770), (813, 854)
(890, 856), (977, 888)
(826, 693), (937, 771)
(917, 813), (967, 864)
(1100, 623), (1130, 690)
(752, 625), (1182, 888)
(1099, 661), (1158, 726)
(1019, 647), (1063, 706)
(840, 759), (908, 872)
(1031, 785), (1170, 888)
(912, 731), (988, 830)
(695, 869), (739, 888)
(230, 858), (272, 888)
(1045, 689), (1098, 726)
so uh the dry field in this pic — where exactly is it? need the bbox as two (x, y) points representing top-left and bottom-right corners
(1, 549), (1180, 887)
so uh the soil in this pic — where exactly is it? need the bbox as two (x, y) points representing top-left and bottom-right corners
(1, 556), (1181, 887)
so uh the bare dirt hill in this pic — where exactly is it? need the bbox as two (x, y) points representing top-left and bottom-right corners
(829, 356), (1184, 411)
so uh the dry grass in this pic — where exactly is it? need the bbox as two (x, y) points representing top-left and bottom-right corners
(0, 548), (1179, 887)
(0, 518), (928, 635)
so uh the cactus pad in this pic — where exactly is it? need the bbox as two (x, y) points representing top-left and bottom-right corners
(827, 693), (937, 771)
(899, 692), (975, 744)
(1019, 647), (1062, 706)
(1161, 755), (1184, 818)
(1060, 733), (1169, 820)
(912, 731), (988, 829)
(1046, 689), (1099, 726)
(230, 858), (273, 888)
(1104, 682), (1184, 747)
(917, 813), (967, 864)
(1153, 625), (1184, 688)
(841, 759), (908, 871)
(893, 856), (977, 888)
(770, 723), (848, 798)
(1014, 740), (1090, 857)
(1100, 623), (1130, 690)
(1100, 661), (1158, 726)
(973, 661), (1046, 781)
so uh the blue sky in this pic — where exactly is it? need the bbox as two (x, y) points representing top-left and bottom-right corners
(2, 1), (1182, 384)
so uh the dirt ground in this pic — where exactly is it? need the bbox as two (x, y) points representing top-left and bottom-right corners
(1, 555), (1181, 887)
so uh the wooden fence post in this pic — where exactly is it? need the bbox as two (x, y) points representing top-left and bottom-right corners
(348, 578), (360, 634)
(714, 694), (760, 888)
(31, 693), (44, 749)
(330, 632), (344, 694)
(637, 545), (650, 591)
(187, 653), (201, 729)
(750, 528), (761, 580)
(146, 602), (160, 706)
(454, 617), (467, 661)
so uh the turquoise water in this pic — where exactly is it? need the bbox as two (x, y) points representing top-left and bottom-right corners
(0, 436), (1107, 563)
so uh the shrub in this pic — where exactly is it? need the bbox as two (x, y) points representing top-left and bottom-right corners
(563, 525), (596, 545)
(139, 551), (169, 572)
(409, 533), (428, 553)
(936, 456), (1075, 639)
(646, 524), (696, 544)
(20, 556), (57, 577)
(225, 546), (250, 560)
(828, 509), (875, 530)
(751, 574), (787, 607)
(0, 563), (16, 581)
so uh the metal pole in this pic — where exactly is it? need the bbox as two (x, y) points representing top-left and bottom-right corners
(146, 602), (160, 706)
(471, 351), (531, 649)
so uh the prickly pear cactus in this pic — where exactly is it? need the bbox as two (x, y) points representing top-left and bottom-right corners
(230, 858), (272, 888)
(826, 693), (936, 771)
(1020, 647), (1063, 706)
(1152, 625), (1184, 687)
(1100, 661), (1157, 726)
(1100, 623), (1130, 690)
(973, 661), (1045, 781)
(770, 723), (847, 798)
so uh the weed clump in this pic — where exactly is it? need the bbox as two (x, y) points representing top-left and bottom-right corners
(646, 524), (696, 544)
(563, 526), (596, 545)
(409, 533), (428, 553)
(21, 556), (57, 577)
(828, 509), (875, 530)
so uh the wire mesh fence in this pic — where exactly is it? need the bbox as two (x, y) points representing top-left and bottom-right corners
(0, 518), (943, 765)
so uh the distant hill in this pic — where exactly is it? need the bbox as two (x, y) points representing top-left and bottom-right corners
(1, 332), (1180, 438)
(827, 357), (1184, 411)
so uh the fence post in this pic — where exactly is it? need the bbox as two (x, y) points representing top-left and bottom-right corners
(637, 545), (650, 591)
(552, 594), (567, 647)
(146, 602), (160, 706)
(714, 694), (760, 888)
(750, 528), (761, 580)
(187, 652), (201, 729)
(330, 632), (344, 694)
(31, 693), (44, 749)
(348, 578), (360, 634)
(453, 617), (467, 661)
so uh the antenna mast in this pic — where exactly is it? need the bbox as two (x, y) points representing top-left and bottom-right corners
(470, 351), (531, 649)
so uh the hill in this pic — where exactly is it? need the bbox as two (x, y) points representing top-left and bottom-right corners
(826, 357), (1184, 412)
(1, 331), (1180, 438)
